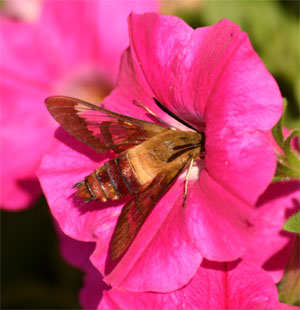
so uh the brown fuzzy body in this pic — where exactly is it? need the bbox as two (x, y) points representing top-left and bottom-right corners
(76, 130), (202, 202)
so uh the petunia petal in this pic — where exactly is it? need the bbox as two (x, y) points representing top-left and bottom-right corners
(1, 17), (58, 90)
(205, 128), (278, 205)
(100, 259), (285, 310)
(245, 180), (300, 283)
(101, 179), (202, 292)
(204, 22), (282, 203)
(102, 14), (198, 129)
(0, 65), (55, 209)
(41, 1), (159, 81)
(102, 48), (161, 121)
(38, 128), (120, 241)
(94, 0), (158, 79)
(57, 228), (108, 310)
(127, 13), (195, 120)
(39, 1), (99, 74)
(184, 170), (255, 261)
(127, 15), (245, 128)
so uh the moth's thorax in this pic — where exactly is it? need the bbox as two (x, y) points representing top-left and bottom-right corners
(127, 130), (202, 185)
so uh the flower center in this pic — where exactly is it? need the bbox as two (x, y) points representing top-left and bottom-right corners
(2, 0), (42, 22)
(179, 158), (205, 183)
(56, 69), (113, 105)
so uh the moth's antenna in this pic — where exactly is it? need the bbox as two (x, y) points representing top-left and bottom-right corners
(153, 98), (201, 133)
(132, 99), (174, 129)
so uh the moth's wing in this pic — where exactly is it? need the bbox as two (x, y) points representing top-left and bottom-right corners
(110, 161), (189, 261)
(45, 96), (168, 154)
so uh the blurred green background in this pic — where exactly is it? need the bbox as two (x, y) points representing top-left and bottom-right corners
(1, 0), (299, 309)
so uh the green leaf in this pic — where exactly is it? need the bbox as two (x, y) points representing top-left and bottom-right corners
(274, 162), (300, 180)
(283, 129), (300, 167)
(272, 98), (287, 148)
(271, 99), (300, 181)
(277, 236), (300, 306)
(272, 120), (284, 148)
(283, 211), (300, 234)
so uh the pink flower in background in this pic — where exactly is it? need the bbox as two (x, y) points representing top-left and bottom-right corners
(38, 13), (282, 292)
(0, 0), (157, 210)
(1, 0), (42, 21)
(56, 228), (108, 310)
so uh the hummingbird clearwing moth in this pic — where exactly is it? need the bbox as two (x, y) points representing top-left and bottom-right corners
(45, 96), (205, 261)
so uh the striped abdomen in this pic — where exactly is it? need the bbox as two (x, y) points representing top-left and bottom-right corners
(75, 152), (148, 203)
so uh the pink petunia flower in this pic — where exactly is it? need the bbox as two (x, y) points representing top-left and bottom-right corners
(38, 13), (282, 292)
(58, 179), (299, 308)
(0, 0), (157, 210)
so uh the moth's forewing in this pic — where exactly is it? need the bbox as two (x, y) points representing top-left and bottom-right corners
(45, 96), (168, 154)
(110, 160), (190, 261)
(46, 96), (109, 153)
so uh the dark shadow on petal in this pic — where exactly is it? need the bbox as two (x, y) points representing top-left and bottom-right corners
(279, 197), (299, 238)
(17, 177), (41, 192)
(256, 180), (300, 207)
(69, 191), (130, 215)
(13, 177), (42, 207)
(104, 243), (124, 276)
(201, 258), (242, 272)
(262, 198), (299, 273)
(262, 237), (296, 274)
(80, 264), (111, 310)
(284, 198), (300, 220)
(54, 127), (114, 163)
(17, 177), (41, 195)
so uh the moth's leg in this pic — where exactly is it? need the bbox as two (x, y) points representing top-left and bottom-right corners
(183, 157), (194, 207)
(132, 99), (174, 129)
